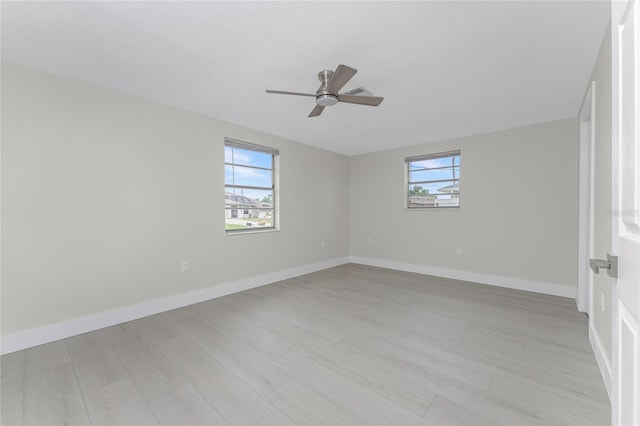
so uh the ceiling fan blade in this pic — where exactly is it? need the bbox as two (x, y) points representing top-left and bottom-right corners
(341, 86), (373, 97)
(308, 104), (325, 117)
(337, 94), (384, 106)
(326, 64), (357, 94)
(266, 90), (316, 97)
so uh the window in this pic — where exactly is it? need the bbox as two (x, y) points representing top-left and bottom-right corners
(224, 138), (278, 232)
(406, 150), (460, 208)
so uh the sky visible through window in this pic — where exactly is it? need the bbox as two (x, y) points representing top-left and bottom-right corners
(225, 146), (273, 201)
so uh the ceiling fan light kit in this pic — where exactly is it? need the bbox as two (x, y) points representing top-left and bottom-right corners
(266, 64), (384, 117)
(316, 94), (338, 107)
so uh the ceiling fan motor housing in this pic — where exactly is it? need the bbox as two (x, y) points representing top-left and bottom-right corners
(315, 70), (338, 106)
(318, 70), (334, 84)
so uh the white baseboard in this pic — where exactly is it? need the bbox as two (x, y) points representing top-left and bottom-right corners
(0, 256), (578, 355)
(589, 323), (613, 401)
(0, 257), (350, 355)
(348, 256), (576, 298)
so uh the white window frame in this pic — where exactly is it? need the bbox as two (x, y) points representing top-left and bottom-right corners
(224, 138), (279, 234)
(405, 150), (461, 209)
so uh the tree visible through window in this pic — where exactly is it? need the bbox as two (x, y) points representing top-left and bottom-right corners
(406, 150), (460, 208)
(225, 138), (278, 232)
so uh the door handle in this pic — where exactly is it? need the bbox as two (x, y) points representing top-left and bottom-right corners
(589, 253), (618, 278)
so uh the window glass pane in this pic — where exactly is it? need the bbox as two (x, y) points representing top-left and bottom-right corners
(225, 209), (274, 230)
(225, 164), (272, 188)
(409, 155), (458, 170)
(408, 195), (459, 208)
(406, 151), (460, 209)
(410, 158), (446, 170)
(225, 187), (274, 229)
(225, 139), (278, 233)
(225, 188), (273, 207)
(409, 166), (459, 183)
(224, 145), (233, 163)
(408, 180), (458, 195)
(408, 180), (459, 207)
(225, 146), (273, 169)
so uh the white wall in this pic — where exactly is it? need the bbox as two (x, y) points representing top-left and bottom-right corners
(349, 119), (579, 293)
(1, 62), (350, 338)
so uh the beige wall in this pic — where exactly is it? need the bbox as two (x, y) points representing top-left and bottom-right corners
(349, 119), (579, 289)
(1, 63), (350, 336)
(589, 26), (613, 361)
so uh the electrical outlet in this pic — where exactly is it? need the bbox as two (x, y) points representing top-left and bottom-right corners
(181, 260), (190, 273)
(367, 237), (373, 245)
(600, 292), (605, 312)
(320, 241), (325, 249)
(456, 247), (462, 255)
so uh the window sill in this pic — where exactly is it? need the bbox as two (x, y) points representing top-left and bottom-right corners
(404, 207), (461, 211)
(225, 228), (280, 236)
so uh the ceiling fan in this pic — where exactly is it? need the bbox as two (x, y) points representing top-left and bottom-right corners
(266, 64), (384, 118)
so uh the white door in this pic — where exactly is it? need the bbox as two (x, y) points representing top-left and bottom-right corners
(611, 0), (640, 424)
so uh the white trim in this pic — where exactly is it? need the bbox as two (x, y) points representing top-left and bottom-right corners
(616, 301), (640, 425)
(348, 256), (576, 298)
(0, 257), (350, 355)
(577, 80), (596, 314)
(590, 322), (613, 400)
(0, 256), (580, 354)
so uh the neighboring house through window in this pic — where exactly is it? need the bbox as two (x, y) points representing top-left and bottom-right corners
(225, 138), (279, 232)
(406, 150), (460, 208)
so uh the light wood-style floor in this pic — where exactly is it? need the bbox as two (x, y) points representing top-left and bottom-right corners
(1, 264), (610, 425)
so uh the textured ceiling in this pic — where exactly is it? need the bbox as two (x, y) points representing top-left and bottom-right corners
(1, 1), (609, 156)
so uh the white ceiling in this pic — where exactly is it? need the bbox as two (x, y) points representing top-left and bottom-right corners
(1, 1), (609, 156)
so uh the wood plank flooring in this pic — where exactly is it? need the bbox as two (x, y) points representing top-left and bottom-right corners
(0, 264), (611, 425)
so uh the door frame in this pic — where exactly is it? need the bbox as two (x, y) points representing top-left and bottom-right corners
(578, 81), (596, 315)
